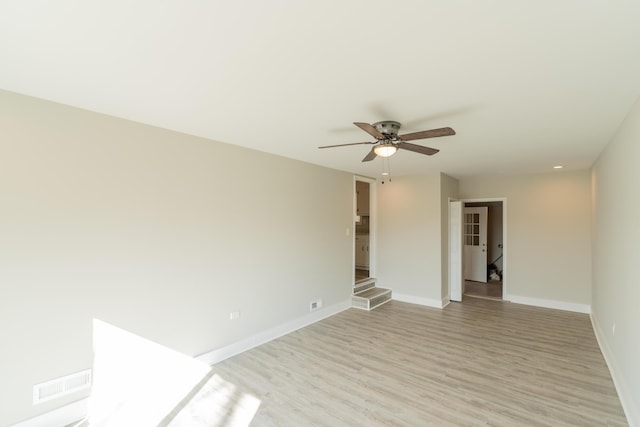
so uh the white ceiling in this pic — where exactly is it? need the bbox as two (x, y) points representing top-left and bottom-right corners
(2, 1), (640, 179)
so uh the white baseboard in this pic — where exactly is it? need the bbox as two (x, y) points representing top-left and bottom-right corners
(392, 291), (589, 315)
(590, 312), (638, 427)
(505, 294), (591, 314)
(196, 298), (351, 365)
(392, 293), (446, 309)
(11, 398), (88, 427)
(11, 299), (351, 427)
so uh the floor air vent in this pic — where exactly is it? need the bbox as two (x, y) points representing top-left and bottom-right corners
(33, 369), (92, 404)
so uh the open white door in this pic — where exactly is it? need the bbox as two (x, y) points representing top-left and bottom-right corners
(464, 206), (488, 283)
(449, 200), (463, 302)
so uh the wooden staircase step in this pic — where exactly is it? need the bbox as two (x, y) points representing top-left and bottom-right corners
(352, 287), (392, 311)
(354, 277), (376, 294)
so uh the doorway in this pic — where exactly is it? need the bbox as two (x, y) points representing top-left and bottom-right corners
(449, 198), (506, 302)
(464, 201), (504, 300)
(354, 177), (376, 282)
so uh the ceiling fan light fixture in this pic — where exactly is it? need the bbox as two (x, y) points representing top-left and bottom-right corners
(374, 144), (397, 158)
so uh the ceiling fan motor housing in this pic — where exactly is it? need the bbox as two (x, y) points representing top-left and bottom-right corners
(373, 121), (401, 139)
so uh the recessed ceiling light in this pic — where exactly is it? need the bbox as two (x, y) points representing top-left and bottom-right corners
(553, 165), (564, 169)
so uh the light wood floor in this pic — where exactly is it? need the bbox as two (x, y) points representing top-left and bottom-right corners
(210, 298), (627, 426)
(465, 279), (503, 300)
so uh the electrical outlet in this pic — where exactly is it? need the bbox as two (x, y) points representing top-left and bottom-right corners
(310, 299), (323, 312)
(612, 323), (616, 336)
(230, 311), (240, 320)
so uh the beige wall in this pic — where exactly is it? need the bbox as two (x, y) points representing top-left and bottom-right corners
(377, 173), (444, 304)
(591, 97), (640, 424)
(0, 90), (354, 426)
(458, 170), (592, 306)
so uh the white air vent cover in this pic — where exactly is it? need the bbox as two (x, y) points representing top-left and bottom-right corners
(33, 369), (92, 404)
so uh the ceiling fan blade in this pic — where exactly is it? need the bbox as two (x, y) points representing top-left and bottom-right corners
(397, 142), (439, 156)
(362, 149), (377, 162)
(354, 122), (385, 139)
(398, 127), (455, 141)
(318, 141), (374, 149)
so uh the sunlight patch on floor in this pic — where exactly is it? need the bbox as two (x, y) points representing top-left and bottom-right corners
(167, 373), (260, 426)
(81, 319), (259, 427)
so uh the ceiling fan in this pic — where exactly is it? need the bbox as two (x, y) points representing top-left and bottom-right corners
(319, 121), (455, 162)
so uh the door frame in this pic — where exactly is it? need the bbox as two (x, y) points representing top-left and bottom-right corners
(354, 175), (377, 283)
(449, 200), (463, 302)
(449, 197), (508, 301)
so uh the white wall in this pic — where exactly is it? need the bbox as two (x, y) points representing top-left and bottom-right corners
(458, 171), (592, 309)
(591, 97), (640, 425)
(377, 173), (446, 306)
(0, 90), (354, 426)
